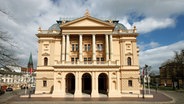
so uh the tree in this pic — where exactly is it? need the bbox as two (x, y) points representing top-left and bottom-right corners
(0, 29), (18, 67)
(160, 49), (184, 89)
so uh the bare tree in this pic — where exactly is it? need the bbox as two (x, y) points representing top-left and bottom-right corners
(160, 49), (184, 89)
(0, 29), (18, 67)
(174, 50), (184, 64)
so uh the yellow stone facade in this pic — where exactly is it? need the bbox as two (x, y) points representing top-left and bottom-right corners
(35, 12), (140, 98)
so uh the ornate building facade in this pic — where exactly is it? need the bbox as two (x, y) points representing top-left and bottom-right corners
(35, 11), (140, 97)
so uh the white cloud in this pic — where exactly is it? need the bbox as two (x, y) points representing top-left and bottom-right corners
(133, 18), (175, 33)
(1, 0), (184, 68)
(139, 41), (184, 71)
(119, 17), (132, 29)
(138, 41), (160, 51)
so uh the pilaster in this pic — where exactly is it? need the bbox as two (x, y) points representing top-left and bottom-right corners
(91, 72), (99, 97)
(74, 72), (82, 97)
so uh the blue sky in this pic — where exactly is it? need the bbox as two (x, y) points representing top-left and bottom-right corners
(138, 15), (184, 48)
(0, 0), (184, 73)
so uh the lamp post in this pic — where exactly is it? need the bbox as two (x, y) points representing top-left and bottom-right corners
(142, 64), (148, 99)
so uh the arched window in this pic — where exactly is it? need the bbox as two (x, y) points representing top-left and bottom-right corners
(44, 57), (48, 66)
(127, 57), (131, 66)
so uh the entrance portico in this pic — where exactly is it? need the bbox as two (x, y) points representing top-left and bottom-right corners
(52, 67), (121, 98)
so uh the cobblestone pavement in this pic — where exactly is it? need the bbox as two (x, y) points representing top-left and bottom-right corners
(0, 90), (175, 104)
(0, 89), (24, 104)
(161, 90), (184, 104)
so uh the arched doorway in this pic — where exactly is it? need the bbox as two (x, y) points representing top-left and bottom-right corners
(98, 73), (108, 94)
(82, 73), (92, 94)
(66, 73), (75, 94)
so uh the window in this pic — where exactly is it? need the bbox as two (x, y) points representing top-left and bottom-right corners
(84, 57), (91, 64)
(84, 44), (91, 51)
(127, 57), (131, 66)
(71, 57), (78, 64)
(44, 57), (48, 66)
(96, 57), (104, 64)
(43, 80), (47, 87)
(97, 44), (103, 51)
(71, 44), (78, 51)
(128, 80), (133, 87)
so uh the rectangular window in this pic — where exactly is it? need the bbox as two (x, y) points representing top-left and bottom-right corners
(96, 57), (104, 64)
(84, 57), (91, 64)
(76, 44), (78, 51)
(72, 44), (75, 51)
(43, 80), (47, 87)
(71, 44), (78, 51)
(101, 57), (104, 61)
(97, 44), (103, 51)
(84, 44), (91, 51)
(87, 44), (91, 51)
(71, 57), (78, 64)
(71, 58), (75, 64)
(84, 58), (87, 64)
(128, 80), (133, 87)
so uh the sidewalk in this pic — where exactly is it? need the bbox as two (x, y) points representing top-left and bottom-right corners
(5, 90), (174, 104)
(0, 89), (24, 104)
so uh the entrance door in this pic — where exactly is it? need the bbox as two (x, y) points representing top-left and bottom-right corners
(66, 73), (75, 94)
(98, 73), (108, 94)
(82, 73), (92, 94)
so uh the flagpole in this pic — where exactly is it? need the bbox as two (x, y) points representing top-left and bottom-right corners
(28, 53), (33, 98)
(142, 67), (145, 99)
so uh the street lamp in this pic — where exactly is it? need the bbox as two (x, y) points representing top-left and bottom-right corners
(142, 64), (148, 99)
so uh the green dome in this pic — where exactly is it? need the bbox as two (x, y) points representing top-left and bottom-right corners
(48, 23), (61, 31)
(114, 23), (127, 31)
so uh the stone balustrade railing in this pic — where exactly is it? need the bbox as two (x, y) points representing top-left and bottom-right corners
(54, 60), (120, 66)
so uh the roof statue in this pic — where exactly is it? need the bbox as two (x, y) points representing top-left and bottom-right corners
(85, 9), (90, 16)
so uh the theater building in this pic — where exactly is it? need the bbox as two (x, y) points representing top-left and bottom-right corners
(35, 11), (140, 97)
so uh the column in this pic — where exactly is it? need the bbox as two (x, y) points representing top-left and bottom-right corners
(79, 34), (83, 62)
(74, 72), (82, 97)
(92, 34), (96, 63)
(91, 72), (99, 97)
(66, 34), (70, 62)
(62, 35), (65, 63)
(105, 34), (109, 61)
(109, 34), (113, 60)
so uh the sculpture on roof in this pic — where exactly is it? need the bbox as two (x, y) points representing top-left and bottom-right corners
(85, 9), (90, 16)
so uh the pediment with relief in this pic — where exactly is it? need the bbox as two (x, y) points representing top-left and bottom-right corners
(61, 16), (114, 28)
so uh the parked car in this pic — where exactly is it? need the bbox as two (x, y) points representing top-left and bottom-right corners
(0, 89), (5, 95)
(6, 87), (13, 92)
